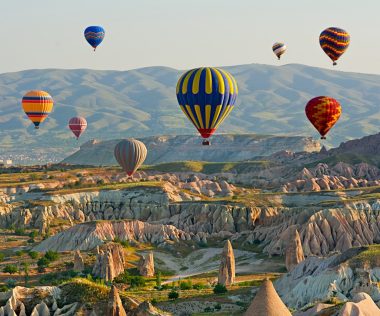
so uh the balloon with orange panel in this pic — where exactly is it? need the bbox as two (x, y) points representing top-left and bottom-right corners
(22, 90), (54, 129)
(305, 96), (341, 139)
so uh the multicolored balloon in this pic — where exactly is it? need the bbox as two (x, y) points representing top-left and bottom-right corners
(84, 26), (105, 51)
(22, 91), (54, 129)
(69, 116), (87, 139)
(319, 27), (350, 66)
(272, 42), (287, 60)
(305, 96), (342, 139)
(114, 139), (147, 176)
(176, 67), (238, 145)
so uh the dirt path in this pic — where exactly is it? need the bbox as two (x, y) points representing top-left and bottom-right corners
(140, 248), (262, 283)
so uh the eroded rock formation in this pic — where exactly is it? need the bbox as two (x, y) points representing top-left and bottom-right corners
(285, 228), (304, 272)
(92, 243), (126, 282)
(73, 250), (84, 272)
(218, 240), (235, 286)
(106, 286), (127, 316)
(138, 252), (155, 277)
(244, 279), (291, 316)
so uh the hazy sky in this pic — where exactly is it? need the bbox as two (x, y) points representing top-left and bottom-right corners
(1, 0), (380, 74)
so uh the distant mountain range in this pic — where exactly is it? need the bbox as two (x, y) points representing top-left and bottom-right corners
(0, 63), (379, 163)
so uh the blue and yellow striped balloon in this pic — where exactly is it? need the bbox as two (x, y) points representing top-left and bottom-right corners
(176, 67), (238, 139)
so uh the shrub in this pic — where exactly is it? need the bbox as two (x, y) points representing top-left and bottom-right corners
(0, 285), (8, 292)
(5, 278), (16, 288)
(3, 265), (18, 274)
(14, 227), (26, 236)
(29, 231), (38, 238)
(213, 283), (227, 294)
(28, 251), (39, 259)
(15, 250), (25, 257)
(192, 283), (206, 290)
(168, 290), (179, 300)
(155, 271), (162, 287)
(0, 252), (5, 262)
(180, 280), (192, 290)
(44, 250), (59, 262)
(204, 307), (214, 313)
(37, 257), (50, 272)
(151, 298), (158, 305)
(214, 303), (222, 310)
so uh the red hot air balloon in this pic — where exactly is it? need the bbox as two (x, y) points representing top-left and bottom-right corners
(69, 117), (87, 139)
(305, 96), (342, 139)
(114, 139), (147, 176)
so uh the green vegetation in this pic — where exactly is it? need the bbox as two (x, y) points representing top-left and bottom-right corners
(168, 290), (179, 300)
(113, 270), (146, 288)
(60, 278), (109, 305)
(39, 270), (78, 286)
(44, 250), (59, 261)
(0, 252), (5, 262)
(180, 279), (193, 290)
(28, 251), (39, 259)
(144, 160), (273, 174)
(3, 264), (18, 275)
(213, 283), (228, 294)
(350, 245), (380, 267)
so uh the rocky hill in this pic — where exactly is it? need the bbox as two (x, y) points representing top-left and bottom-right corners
(1, 63), (380, 163)
(62, 134), (320, 165)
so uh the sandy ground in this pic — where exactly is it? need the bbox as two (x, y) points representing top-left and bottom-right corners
(140, 248), (262, 283)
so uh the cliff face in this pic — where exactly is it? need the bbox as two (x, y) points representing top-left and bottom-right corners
(63, 134), (320, 166)
(275, 247), (380, 310)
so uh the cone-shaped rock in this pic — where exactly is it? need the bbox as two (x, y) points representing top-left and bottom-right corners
(285, 229), (305, 272)
(138, 252), (155, 277)
(244, 279), (291, 316)
(218, 240), (235, 286)
(106, 285), (127, 316)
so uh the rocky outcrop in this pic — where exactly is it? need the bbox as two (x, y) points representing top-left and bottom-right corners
(285, 228), (304, 272)
(218, 240), (235, 286)
(275, 247), (380, 310)
(34, 220), (193, 252)
(92, 243), (126, 282)
(63, 134), (320, 166)
(138, 252), (155, 277)
(339, 292), (380, 316)
(244, 279), (291, 316)
(106, 286), (127, 316)
(0, 286), (77, 316)
(73, 250), (84, 272)
(130, 301), (169, 316)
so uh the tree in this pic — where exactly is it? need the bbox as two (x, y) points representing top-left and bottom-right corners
(213, 283), (228, 294)
(21, 262), (30, 286)
(168, 290), (179, 300)
(44, 250), (59, 262)
(37, 257), (50, 272)
(3, 265), (18, 275)
(155, 271), (162, 287)
(0, 252), (5, 262)
(28, 251), (39, 259)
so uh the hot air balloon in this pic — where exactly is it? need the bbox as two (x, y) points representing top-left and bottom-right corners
(69, 117), (87, 139)
(319, 27), (350, 66)
(305, 96), (341, 139)
(114, 139), (147, 176)
(272, 42), (286, 60)
(84, 26), (105, 51)
(22, 91), (54, 129)
(176, 67), (238, 145)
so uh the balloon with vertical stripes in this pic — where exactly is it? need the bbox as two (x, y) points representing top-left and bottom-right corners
(21, 90), (54, 129)
(114, 139), (147, 176)
(176, 67), (238, 143)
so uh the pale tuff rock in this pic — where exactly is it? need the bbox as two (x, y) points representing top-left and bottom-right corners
(339, 292), (380, 316)
(293, 303), (334, 316)
(218, 240), (235, 286)
(106, 286), (127, 316)
(244, 279), (291, 316)
(31, 302), (50, 316)
(92, 243), (126, 281)
(285, 228), (305, 272)
(138, 252), (155, 277)
(34, 220), (193, 252)
(73, 250), (84, 272)
(275, 247), (380, 309)
(130, 301), (169, 316)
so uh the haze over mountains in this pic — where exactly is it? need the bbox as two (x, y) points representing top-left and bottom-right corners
(0, 63), (379, 163)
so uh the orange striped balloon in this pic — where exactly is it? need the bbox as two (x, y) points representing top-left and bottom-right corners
(22, 91), (54, 129)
